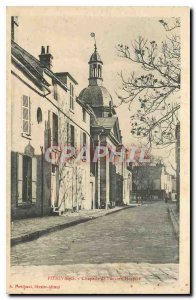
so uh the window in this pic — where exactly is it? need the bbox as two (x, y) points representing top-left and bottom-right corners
(93, 64), (96, 77)
(53, 84), (58, 100)
(70, 125), (75, 147)
(98, 65), (102, 77)
(37, 107), (42, 123)
(22, 95), (31, 135)
(81, 132), (87, 159)
(83, 132), (87, 147)
(47, 111), (58, 148)
(52, 164), (56, 173)
(82, 108), (86, 122)
(52, 113), (58, 146)
(67, 123), (70, 144)
(17, 154), (37, 205)
(70, 83), (74, 110)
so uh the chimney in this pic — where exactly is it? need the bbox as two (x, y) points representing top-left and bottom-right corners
(11, 16), (19, 42)
(39, 45), (53, 69)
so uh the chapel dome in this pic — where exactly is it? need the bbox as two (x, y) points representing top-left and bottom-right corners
(79, 85), (113, 108)
(89, 51), (103, 64)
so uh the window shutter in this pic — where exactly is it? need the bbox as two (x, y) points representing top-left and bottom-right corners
(17, 154), (23, 205)
(69, 83), (72, 109)
(75, 126), (77, 150)
(48, 110), (52, 147)
(32, 157), (37, 203)
(72, 85), (74, 110)
(80, 130), (83, 149)
(22, 95), (31, 134)
(53, 114), (58, 146)
(67, 123), (70, 144)
(29, 97), (31, 135)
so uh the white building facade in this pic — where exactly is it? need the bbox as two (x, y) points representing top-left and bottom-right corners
(10, 19), (93, 219)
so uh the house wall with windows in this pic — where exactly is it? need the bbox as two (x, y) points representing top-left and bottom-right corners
(11, 38), (92, 219)
(11, 62), (58, 219)
(52, 74), (92, 212)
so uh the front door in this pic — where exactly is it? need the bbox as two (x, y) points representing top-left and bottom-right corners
(23, 155), (32, 202)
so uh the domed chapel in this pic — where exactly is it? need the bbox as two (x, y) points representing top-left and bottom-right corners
(79, 36), (131, 208)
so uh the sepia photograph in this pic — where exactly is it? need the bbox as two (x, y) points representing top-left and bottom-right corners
(6, 6), (190, 294)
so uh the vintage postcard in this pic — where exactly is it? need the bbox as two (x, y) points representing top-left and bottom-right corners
(7, 6), (190, 294)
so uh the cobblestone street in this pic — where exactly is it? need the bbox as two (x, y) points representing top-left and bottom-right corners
(11, 202), (178, 266)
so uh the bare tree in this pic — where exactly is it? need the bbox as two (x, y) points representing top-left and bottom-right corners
(117, 18), (180, 149)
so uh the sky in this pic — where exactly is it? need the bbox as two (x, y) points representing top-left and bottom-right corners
(15, 12), (179, 172)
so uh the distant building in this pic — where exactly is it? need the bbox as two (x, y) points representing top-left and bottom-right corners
(171, 176), (177, 201)
(79, 43), (132, 208)
(132, 164), (172, 202)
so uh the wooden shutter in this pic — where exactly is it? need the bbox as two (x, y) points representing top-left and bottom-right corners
(80, 130), (83, 149)
(67, 123), (70, 144)
(22, 95), (30, 134)
(69, 83), (72, 109)
(53, 114), (58, 146)
(17, 154), (23, 205)
(70, 125), (75, 147)
(74, 126), (77, 150)
(48, 110), (52, 147)
(72, 85), (74, 110)
(29, 97), (31, 135)
(32, 157), (37, 203)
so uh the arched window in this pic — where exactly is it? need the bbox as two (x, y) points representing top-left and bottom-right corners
(37, 107), (42, 124)
(90, 65), (93, 77)
(98, 65), (101, 77)
(93, 64), (96, 77)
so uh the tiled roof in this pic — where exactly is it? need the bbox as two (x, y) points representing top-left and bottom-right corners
(12, 41), (44, 77)
(11, 41), (68, 91)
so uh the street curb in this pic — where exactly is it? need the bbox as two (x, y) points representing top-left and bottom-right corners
(168, 206), (179, 240)
(11, 206), (134, 247)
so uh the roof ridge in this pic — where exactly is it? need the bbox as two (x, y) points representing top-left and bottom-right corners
(12, 41), (41, 65)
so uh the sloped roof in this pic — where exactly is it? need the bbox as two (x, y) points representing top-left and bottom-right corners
(89, 51), (103, 64)
(79, 85), (113, 107)
(96, 117), (117, 129)
(91, 116), (122, 144)
(11, 41), (49, 86)
(11, 41), (68, 91)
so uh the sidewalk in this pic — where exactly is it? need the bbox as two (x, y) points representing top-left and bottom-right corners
(168, 203), (179, 240)
(11, 205), (137, 246)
